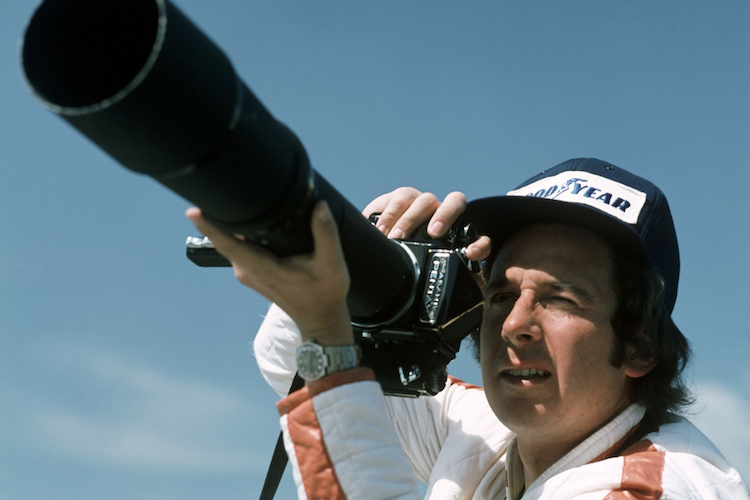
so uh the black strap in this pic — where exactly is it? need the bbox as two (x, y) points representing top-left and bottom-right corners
(259, 373), (305, 500)
(259, 432), (290, 500)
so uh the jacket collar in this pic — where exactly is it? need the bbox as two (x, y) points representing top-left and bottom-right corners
(505, 403), (647, 500)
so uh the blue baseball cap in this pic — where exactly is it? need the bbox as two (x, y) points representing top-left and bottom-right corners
(463, 158), (680, 312)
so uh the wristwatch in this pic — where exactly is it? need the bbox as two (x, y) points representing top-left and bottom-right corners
(296, 340), (360, 382)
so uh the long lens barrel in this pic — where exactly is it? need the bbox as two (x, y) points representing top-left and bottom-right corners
(21, 0), (415, 324)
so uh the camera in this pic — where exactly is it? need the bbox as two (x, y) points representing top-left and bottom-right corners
(21, 0), (483, 396)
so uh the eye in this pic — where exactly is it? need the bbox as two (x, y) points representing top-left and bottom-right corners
(541, 295), (578, 309)
(487, 292), (517, 306)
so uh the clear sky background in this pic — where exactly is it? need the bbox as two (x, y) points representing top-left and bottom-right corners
(1, 1), (749, 499)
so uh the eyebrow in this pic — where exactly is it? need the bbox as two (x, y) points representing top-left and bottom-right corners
(546, 279), (595, 305)
(484, 276), (596, 306)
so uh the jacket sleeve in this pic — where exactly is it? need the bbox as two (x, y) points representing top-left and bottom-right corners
(255, 304), (511, 496)
(277, 367), (421, 500)
(254, 303), (302, 398)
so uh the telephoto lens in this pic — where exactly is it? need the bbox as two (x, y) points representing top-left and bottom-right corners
(20, 0), (416, 325)
(22, 0), (484, 397)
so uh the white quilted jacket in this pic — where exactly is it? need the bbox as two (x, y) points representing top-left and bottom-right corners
(255, 304), (749, 500)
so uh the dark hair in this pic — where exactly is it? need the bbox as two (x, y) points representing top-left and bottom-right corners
(607, 255), (693, 424)
(470, 240), (693, 425)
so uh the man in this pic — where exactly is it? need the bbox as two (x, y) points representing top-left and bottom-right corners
(188, 158), (749, 499)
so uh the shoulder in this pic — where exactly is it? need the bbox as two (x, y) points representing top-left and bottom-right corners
(640, 417), (750, 499)
(526, 418), (749, 500)
(591, 418), (750, 500)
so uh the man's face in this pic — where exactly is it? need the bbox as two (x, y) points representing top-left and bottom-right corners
(480, 224), (634, 446)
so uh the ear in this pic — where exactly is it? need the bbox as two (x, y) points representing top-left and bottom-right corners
(623, 327), (657, 379)
(624, 356), (657, 379)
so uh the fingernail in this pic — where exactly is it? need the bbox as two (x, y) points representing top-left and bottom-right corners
(389, 228), (403, 239)
(461, 246), (475, 261)
(429, 221), (444, 235)
(317, 201), (333, 222)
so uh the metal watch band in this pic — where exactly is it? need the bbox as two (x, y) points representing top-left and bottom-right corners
(296, 340), (360, 382)
(325, 344), (360, 373)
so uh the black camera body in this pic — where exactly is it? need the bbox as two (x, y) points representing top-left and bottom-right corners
(187, 216), (483, 397)
(353, 233), (483, 396)
(21, 0), (484, 397)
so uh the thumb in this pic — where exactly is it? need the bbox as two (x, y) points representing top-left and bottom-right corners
(310, 201), (347, 272)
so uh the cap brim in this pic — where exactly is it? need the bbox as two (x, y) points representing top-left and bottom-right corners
(463, 196), (649, 266)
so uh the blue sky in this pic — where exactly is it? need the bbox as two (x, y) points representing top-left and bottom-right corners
(1, 1), (749, 499)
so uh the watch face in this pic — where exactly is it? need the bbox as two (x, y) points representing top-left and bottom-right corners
(297, 343), (326, 381)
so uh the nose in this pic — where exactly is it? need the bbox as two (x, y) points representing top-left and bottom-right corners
(502, 292), (542, 344)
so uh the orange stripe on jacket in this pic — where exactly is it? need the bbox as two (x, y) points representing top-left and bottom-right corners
(277, 368), (375, 500)
(603, 440), (665, 500)
(285, 398), (346, 500)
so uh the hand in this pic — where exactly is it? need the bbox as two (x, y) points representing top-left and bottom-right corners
(186, 202), (354, 346)
(362, 187), (491, 262)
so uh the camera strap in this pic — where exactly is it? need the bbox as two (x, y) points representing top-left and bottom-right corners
(259, 373), (304, 500)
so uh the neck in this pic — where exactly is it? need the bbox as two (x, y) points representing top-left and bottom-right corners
(515, 434), (579, 488)
(514, 401), (633, 489)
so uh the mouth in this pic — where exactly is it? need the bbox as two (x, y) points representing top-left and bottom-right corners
(501, 368), (552, 380)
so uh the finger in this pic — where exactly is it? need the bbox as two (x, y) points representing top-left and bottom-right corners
(362, 187), (423, 219)
(366, 187), (422, 236)
(427, 191), (467, 238)
(186, 208), (251, 262)
(186, 207), (228, 244)
(186, 208), (281, 288)
(361, 192), (392, 218)
(386, 192), (440, 239)
(463, 235), (492, 262)
(309, 201), (348, 278)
